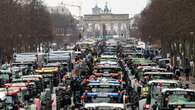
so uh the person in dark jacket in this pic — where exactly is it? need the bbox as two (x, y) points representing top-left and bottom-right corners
(185, 58), (191, 81)
(185, 67), (190, 81)
(152, 101), (158, 110)
(64, 94), (71, 110)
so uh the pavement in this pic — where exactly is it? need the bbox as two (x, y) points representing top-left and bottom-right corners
(139, 98), (146, 110)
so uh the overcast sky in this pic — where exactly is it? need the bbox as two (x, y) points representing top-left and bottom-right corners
(44, 0), (149, 17)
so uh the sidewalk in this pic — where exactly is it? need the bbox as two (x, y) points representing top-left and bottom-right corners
(180, 75), (195, 89)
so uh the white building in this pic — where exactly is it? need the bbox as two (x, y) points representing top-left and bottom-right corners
(83, 2), (130, 38)
(47, 5), (71, 15)
(92, 2), (111, 15)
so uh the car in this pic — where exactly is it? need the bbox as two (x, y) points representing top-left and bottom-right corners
(81, 91), (127, 110)
(4, 82), (35, 100)
(86, 82), (121, 93)
(102, 51), (117, 56)
(159, 88), (195, 110)
(0, 87), (22, 110)
(96, 55), (117, 63)
(35, 66), (60, 87)
(131, 58), (156, 67)
(13, 52), (38, 64)
(12, 78), (40, 94)
(83, 102), (125, 110)
(137, 66), (166, 72)
(143, 80), (180, 110)
(158, 58), (171, 68)
(16, 75), (44, 93)
(80, 77), (128, 110)
(137, 66), (166, 80)
(94, 65), (123, 80)
(143, 72), (174, 80)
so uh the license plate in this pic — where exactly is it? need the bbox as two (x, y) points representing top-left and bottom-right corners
(100, 85), (109, 88)
(98, 93), (107, 97)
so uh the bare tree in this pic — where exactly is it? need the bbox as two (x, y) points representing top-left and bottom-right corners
(50, 12), (79, 48)
(0, 0), (53, 62)
(138, 0), (195, 67)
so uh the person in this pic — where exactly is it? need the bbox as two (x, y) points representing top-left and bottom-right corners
(185, 67), (190, 81)
(134, 79), (141, 94)
(51, 94), (57, 110)
(71, 77), (77, 97)
(152, 101), (158, 110)
(28, 99), (36, 110)
(73, 59), (80, 76)
(166, 64), (171, 72)
(175, 68), (181, 79)
(34, 95), (41, 110)
(73, 44), (81, 51)
(142, 76), (149, 85)
(80, 59), (89, 77)
(184, 84), (189, 89)
(64, 94), (71, 110)
(45, 97), (52, 110)
(185, 58), (191, 81)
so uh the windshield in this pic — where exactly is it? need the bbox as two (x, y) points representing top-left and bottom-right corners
(165, 91), (195, 104)
(159, 60), (170, 66)
(102, 52), (116, 56)
(144, 74), (173, 80)
(12, 79), (25, 83)
(42, 74), (55, 77)
(100, 58), (117, 62)
(95, 68), (121, 73)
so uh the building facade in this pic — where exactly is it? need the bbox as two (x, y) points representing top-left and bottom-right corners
(47, 4), (76, 47)
(47, 6), (71, 15)
(83, 3), (130, 38)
